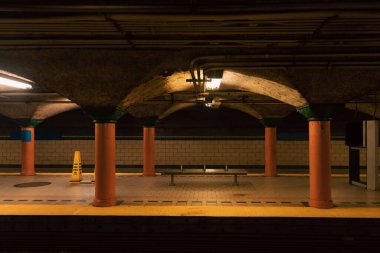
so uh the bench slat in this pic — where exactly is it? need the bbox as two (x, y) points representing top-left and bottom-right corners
(161, 169), (248, 175)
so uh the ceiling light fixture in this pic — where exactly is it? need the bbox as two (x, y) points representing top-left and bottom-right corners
(206, 78), (222, 90)
(205, 69), (223, 90)
(0, 72), (33, 89)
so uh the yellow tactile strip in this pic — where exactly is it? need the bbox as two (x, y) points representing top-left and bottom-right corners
(2, 198), (380, 207)
(0, 205), (380, 218)
(0, 172), (354, 177)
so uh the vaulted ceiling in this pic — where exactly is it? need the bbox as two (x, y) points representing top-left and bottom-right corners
(0, 0), (379, 122)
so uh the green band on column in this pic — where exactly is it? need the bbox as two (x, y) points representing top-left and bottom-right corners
(14, 118), (43, 127)
(296, 104), (340, 121)
(84, 107), (126, 123)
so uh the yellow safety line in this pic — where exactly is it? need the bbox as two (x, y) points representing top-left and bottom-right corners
(0, 173), (20, 176)
(277, 173), (348, 177)
(0, 172), (371, 177)
(0, 205), (380, 218)
(0, 172), (144, 176)
(0, 172), (177, 176)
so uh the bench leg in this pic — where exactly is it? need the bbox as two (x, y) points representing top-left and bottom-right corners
(170, 174), (175, 186)
(234, 174), (239, 186)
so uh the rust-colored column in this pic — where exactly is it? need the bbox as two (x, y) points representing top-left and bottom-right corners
(264, 127), (277, 177)
(309, 121), (333, 209)
(93, 123), (116, 207)
(21, 127), (35, 176)
(143, 127), (155, 176)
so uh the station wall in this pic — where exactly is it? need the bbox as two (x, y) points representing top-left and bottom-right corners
(0, 139), (371, 168)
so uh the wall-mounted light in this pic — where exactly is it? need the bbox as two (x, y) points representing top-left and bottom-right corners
(205, 69), (223, 90)
(0, 71), (33, 89)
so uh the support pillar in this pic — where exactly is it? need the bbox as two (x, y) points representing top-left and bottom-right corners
(366, 120), (379, 190)
(264, 127), (277, 177)
(309, 121), (333, 208)
(143, 127), (155, 176)
(93, 122), (116, 207)
(298, 104), (337, 209)
(85, 107), (125, 207)
(260, 118), (280, 177)
(141, 118), (158, 177)
(21, 127), (35, 176)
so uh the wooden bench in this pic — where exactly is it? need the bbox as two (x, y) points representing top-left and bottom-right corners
(160, 166), (248, 186)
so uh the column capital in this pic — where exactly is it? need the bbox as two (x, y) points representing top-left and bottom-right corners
(297, 104), (341, 121)
(85, 106), (125, 123)
(141, 117), (159, 128)
(14, 118), (43, 128)
(260, 118), (281, 127)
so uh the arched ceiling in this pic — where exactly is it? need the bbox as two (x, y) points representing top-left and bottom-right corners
(120, 71), (192, 109)
(346, 103), (380, 120)
(159, 100), (197, 120)
(0, 88), (79, 122)
(32, 102), (80, 120)
(157, 95), (295, 121)
(122, 69), (308, 109)
(0, 50), (193, 109)
(221, 70), (307, 107)
(0, 1), (379, 120)
(0, 101), (79, 122)
(286, 69), (380, 104)
(126, 101), (173, 119)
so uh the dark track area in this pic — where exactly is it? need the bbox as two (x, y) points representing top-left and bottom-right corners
(0, 216), (379, 252)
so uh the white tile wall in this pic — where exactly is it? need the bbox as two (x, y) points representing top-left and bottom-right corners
(1, 139), (377, 166)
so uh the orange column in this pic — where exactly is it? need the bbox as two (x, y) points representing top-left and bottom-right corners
(143, 127), (155, 176)
(309, 121), (333, 209)
(21, 127), (35, 176)
(93, 123), (116, 207)
(264, 127), (277, 177)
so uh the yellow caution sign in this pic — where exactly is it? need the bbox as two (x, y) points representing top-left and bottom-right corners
(70, 151), (82, 183)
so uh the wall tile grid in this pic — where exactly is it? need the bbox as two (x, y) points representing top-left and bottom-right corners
(0, 140), (20, 164)
(0, 139), (377, 166)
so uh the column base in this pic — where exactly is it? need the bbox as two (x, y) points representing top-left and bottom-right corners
(143, 172), (155, 177)
(92, 197), (117, 207)
(309, 199), (333, 209)
(264, 170), (277, 177)
(20, 171), (35, 176)
(264, 173), (277, 177)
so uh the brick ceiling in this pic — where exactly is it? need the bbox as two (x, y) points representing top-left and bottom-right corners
(0, 0), (379, 121)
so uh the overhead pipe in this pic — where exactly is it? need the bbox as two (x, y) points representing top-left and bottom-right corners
(189, 53), (380, 90)
(190, 53), (380, 69)
(4, 43), (380, 50)
(2, 10), (380, 22)
(146, 99), (283, 105)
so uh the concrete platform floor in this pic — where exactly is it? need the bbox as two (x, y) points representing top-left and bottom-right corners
(0, 174), (380, 217)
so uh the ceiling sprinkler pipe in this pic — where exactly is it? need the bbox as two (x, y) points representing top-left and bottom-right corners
(190, 53), (380, 69)
(191, 59), (380, 77)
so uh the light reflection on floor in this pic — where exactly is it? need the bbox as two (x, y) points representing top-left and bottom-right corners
(0, 174), (379, 207)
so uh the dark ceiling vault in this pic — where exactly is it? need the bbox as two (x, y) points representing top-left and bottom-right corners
(0, 0), (379, 121)
(0, 1), (379, 49)
(0, 0), (379, 49)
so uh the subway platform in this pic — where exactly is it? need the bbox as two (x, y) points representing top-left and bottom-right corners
(0, 173), (379, 217)
(1, 173), (380, 252)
